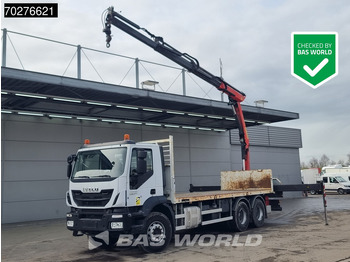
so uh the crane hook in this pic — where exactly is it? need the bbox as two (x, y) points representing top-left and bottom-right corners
(103, 23), (112, 48)
(103, 7), (113, 48)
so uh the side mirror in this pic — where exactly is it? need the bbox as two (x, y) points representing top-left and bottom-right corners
(67, 154), (76, 178)
(67, 154), (76, 164)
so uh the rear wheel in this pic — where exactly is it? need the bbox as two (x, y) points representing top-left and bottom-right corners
(337, 188), (345, 195)
(251, 198), (265, 228)
(139, 212), (172, 253)
(232, 200), (250, 232)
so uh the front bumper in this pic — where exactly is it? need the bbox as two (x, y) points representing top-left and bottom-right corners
(66, 208), (143, 235)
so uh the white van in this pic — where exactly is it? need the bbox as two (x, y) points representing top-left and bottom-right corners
(321, 166), (350, 181)
(322, 174), (350, 194)
(336, 173), (350, 182)
(322, 171), (350, 182)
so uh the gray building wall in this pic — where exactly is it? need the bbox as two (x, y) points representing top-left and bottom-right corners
(231, 125), (303, 184)
(1, 114), (302, 223)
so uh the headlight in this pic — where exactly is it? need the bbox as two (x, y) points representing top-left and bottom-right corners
(67, 220), (74, 227)
(66, 192), (72, 205)
(111, 222), (123, 229)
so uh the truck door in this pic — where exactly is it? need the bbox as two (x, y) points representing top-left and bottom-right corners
(127, 148), (155, 207)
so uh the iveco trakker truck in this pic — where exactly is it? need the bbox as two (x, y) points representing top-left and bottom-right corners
(66, 135), (274, 252)
(65, 6), (327, 252)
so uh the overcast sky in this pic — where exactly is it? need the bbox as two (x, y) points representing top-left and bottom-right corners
(1, 0), (349, 164)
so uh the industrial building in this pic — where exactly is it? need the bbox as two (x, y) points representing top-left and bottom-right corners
(1, 67), (302, 223)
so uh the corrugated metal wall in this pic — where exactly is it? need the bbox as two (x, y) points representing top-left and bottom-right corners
(1, 114), (302, 223)
(230, 125), (302, 148)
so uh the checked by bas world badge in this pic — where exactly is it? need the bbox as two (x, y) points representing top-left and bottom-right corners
(291, 32), (338, 89)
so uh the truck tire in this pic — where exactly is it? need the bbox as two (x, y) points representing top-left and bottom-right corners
(337, 188), (345, 195)
(139, 212), (172, 253)
(233, 200), (250, 232)
(251, 198), (265, 228)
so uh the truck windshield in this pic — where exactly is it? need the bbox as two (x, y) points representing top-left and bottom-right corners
(72, 147), (127, 180)
(335, 176), (346, 182)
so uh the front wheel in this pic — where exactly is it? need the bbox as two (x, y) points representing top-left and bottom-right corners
(139, 212), (172, 253)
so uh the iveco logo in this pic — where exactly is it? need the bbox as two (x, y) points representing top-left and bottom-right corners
(82, 187), (100, 193)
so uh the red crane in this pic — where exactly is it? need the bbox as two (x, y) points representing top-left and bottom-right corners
(103, 7), (250, 170)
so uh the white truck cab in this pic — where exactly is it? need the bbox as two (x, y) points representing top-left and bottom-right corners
(322, 174), (350, 194)
(66, 136), (173, 251)
(68, 138), (164, 208)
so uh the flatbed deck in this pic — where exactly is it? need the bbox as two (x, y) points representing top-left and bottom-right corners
(175, 188), (273, 203)
(174, 169), (274, 203)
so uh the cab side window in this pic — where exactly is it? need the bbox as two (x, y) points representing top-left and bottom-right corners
(329, 177), (338, 183)
(323, 177), (328, 183)
(130, 148), (153, 189)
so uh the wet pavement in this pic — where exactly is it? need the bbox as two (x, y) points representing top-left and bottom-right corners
(267, 194), (350, 225)
(2, 194), (350, 262)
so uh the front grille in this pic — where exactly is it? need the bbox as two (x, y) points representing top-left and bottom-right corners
(78, 209), (106, 219)
(72, 189), (113, 207)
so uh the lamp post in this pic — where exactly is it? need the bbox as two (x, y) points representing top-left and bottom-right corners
(141, 80), (159, 90)
(254, 100), (268, 108)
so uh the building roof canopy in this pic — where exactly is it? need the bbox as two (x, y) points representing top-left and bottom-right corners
(1, 68), (298, 130)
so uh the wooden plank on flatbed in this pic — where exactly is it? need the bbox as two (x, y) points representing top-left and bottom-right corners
(221, 169), (273, 191)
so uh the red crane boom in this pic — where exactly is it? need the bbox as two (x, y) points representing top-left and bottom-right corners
(103, 7), (250, 170)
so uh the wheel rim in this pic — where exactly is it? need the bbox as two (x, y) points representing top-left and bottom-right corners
(238, 209), (247, 224)
(147, 221), (165, 243)
(255, 205), (264, 221)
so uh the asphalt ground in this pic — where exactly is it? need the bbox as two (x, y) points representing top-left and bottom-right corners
(2, 194), (350, 262)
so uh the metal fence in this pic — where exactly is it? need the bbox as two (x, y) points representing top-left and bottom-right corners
(1, 28), (224, 101)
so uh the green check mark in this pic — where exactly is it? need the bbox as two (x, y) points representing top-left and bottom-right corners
(303, 58), (329, 77)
